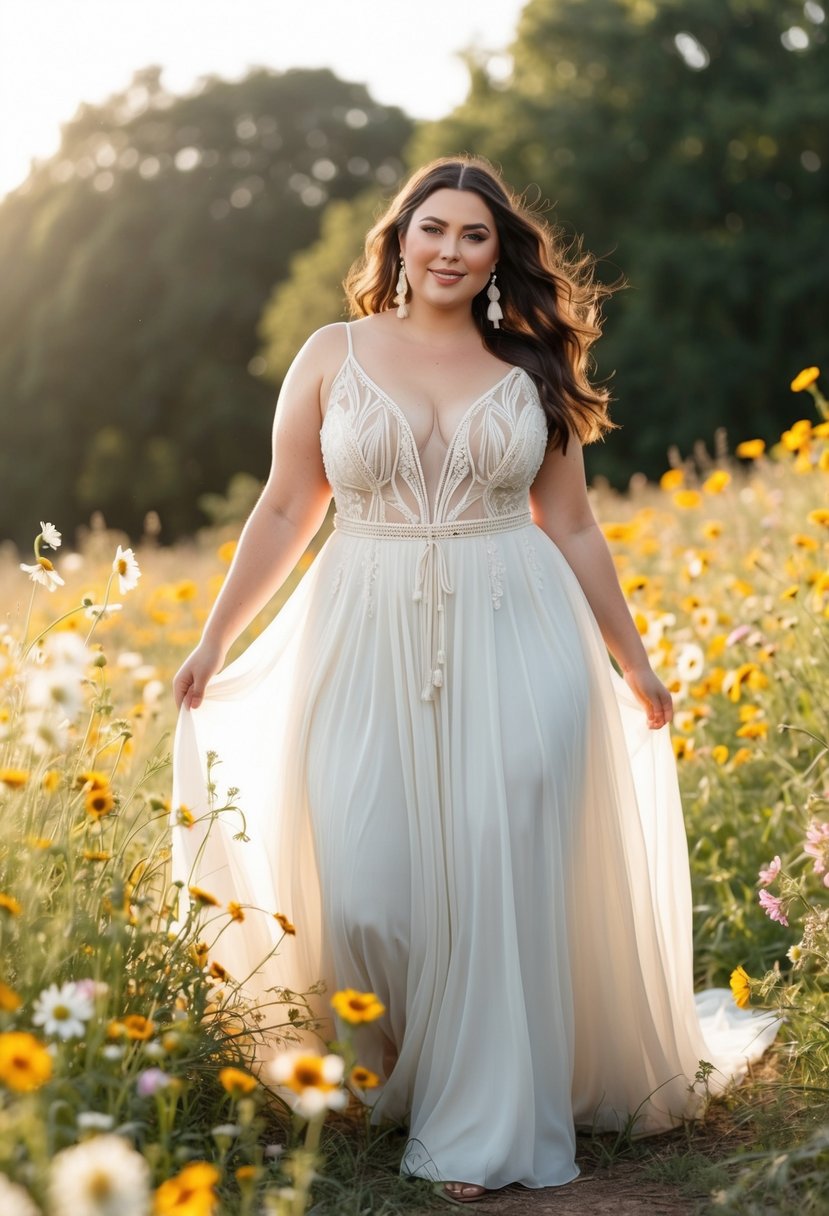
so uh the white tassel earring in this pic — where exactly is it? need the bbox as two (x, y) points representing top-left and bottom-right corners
(394, 255), (409, 319)
(487, 269), (503, 329)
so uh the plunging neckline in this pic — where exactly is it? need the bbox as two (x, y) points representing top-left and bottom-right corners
(326, 348), (530, 522)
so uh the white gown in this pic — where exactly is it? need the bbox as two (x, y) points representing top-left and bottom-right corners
(172, 321), (777, 1190)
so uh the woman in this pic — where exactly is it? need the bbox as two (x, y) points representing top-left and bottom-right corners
(172, 155), (776, 1203)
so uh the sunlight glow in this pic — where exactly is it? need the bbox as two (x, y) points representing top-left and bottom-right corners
(0, 0), (525, 201)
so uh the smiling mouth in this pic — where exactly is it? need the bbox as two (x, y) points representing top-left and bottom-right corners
(429, 269), (466, 282)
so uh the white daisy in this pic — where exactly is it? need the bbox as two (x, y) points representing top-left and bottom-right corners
(47, 1135), (150, 1216)
(676, 643), (705, 683)
(112, 546), (141, 594)
(0, 1173), (41, 1216)
(76, 1112), (115, 1133)
(115, 651), (144, 669)
(19, 560), (65, 592)
(691, 606), (717, 636)
(32, 982), (95, 1041)
(40, 522), (62, 549)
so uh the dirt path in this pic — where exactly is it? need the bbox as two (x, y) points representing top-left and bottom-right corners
(436, 1163), (697, 1214)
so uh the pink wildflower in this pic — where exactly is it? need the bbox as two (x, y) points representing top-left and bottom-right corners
(758, 889), (788, 927)
(726, 624), (751, 647)
(758, 856), (781, 887)
(804, 821), (829, 878)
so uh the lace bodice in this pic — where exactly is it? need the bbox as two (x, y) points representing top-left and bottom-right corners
(320, 323), (549, 527)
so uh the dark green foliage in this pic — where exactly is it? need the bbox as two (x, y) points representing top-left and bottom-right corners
(0, 66), (411, 547)
(410, 0), (829, 483)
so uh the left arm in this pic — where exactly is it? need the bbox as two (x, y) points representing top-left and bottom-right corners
(529, 432), (673, 729)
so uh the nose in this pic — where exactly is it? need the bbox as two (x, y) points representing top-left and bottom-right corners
(439, 234), (461, 260)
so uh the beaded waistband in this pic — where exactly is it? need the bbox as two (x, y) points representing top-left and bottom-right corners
(333, 511), (532, 539)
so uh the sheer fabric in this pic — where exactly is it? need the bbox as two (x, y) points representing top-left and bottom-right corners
(172, 321), (777, 1190)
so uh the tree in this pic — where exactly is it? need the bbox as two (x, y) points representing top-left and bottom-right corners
(409, 0), (829, 481)
(257, 189), (384, 383)
(0, 66), (412, 547)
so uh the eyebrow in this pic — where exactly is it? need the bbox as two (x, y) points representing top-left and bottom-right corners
(420, 215), (491, 232)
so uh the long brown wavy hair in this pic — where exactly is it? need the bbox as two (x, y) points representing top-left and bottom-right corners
(344, 155), (621, 451)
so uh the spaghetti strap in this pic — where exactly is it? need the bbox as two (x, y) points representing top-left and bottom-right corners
(342, 320), (353, 357)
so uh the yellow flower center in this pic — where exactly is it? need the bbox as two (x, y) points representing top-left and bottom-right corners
(88, 1170), (115, 1200)
(117, 558), (128, 575)
(53, 1004), (70, 1021)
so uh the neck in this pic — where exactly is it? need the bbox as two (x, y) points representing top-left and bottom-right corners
(399, 298), (480, 344)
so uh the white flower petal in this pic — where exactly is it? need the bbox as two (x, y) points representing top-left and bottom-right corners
(40, 522), (62, 548)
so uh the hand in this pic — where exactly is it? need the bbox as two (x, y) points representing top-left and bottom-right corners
(623, 664), (673, 730)
(172, 639), (227, 711)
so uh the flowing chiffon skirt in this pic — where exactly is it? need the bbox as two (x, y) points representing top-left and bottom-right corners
(172, 519), (778, 1190)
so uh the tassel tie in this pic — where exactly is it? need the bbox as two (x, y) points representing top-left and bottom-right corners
(412, 537), (454, 701)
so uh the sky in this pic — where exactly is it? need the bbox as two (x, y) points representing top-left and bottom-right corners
(0, 0), (526, 201)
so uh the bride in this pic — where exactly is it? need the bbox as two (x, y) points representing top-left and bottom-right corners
(172, 154), (778, 1204)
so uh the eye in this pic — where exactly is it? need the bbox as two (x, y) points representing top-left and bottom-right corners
(464, 233), (486, 242)
(421, 225), (442, 234)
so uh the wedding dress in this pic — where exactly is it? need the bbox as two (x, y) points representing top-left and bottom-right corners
(172, 320), (777, 1190)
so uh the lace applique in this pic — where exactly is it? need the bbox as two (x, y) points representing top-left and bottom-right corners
(486, 535), (506, 610)
(523, 534), (544, 589)
(361, 540), (378, 617)
(330, 564), (344, 596)
(320, 350), (547, 527)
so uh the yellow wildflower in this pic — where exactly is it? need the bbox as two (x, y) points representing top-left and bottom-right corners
(736, 721), (769, 740)
(602, 522), (637, 542)
(712, 745), (729, 766)
(790, 366), (820, 392)
(673, 490), (702, 510)
(273, 912), (296, 935)
(219, 1067), (257, 1097)
(820, 449), (829, 473)
(331, 989), (386, 1024)
(729, 965), (751, 1009)
(807, 508), (829, 528)
(85, 785), (115, 819)
(0, 893), (22, 917)
(0, 1031), (53, 1091)
(154, 1162), (220, 1216)
(75, 769), (109, 790)
(41, 770), (60, 793)
(735, 439), (765, 459)
(702, 469), (730, 494)
(108, 1015), (155, 1041)
(227, 901), (245, 923)
(189, 887), (219, 907)
(702, 520), (723, 539)
(190, 942), (209, 968)
(0, 769), (29, 789)
(217, 540), (237, 563)
(173, 580), (198, 602)
(175, 805), (195, 827)
(621, 575), (649, 595)
(672, 737), (694, 760)
(781, 585), (799, 600)
(781, 421), (813, 451)
(660, 469), (685, 491)
(0, 982), (22, 1011)
(350, 1065), (380, 1089)
(82, 849), (112, 862)
(792, 533), (819, 551)
(731, 747), (753, 767)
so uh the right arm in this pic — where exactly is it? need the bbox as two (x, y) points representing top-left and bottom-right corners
(172, 325), (343, 711)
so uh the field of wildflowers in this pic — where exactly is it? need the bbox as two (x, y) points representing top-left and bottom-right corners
(1, 366), (828, 1214)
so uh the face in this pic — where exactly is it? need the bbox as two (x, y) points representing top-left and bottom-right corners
(399, 188), (499, 312)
